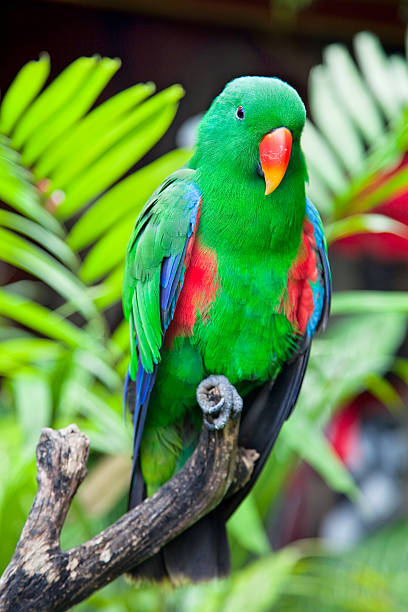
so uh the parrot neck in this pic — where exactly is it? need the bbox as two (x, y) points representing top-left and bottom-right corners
(191, 146), (307, 266)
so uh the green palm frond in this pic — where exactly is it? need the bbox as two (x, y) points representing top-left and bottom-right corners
(304, 31), (408, 225)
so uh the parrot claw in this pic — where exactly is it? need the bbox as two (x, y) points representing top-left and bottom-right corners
(196, 375), (243, 431)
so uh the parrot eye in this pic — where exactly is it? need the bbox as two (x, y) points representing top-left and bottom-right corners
(236, 105), (245, 120)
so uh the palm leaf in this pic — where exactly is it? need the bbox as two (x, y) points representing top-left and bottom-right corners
(0, 54), (50, 135)
(304, 31), (408, 225)
(67, 148), (191, 251)
(0, 288), (99, 350)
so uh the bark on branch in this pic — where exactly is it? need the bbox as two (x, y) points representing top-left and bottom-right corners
(0, 376), (258, 611)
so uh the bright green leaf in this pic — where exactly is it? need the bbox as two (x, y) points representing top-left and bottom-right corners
(0, 209), (78, 269)
(227, 494), (270, 555)
(111, 319), (130, 352)
(11, 56), (97, 150)
(50, 85), (183, 192)
(0, 289), (99, 351)
(93, 266), (123, 310)
(282, 412), (360, 500)
(392, 357), (408, 386)
(35, 81), (156, 179)
(0, 228), (98, 321)
(67, 148), (191, 251)
(302, 313), (406, 418)
(348, 164), (408, 215)
(56, 88), (183, 218)
(223, 549), (300, 612)
(74, 349), (121, 391)
(332, 291), (408, 314)
(364, 373), (404, 410)
(0, 339), (62, 375)
(80, 211), (133, 282)
(0, 160), (63, 235)
(66, 381), (131, 454)
(12, 371), (52, 451)
(22, 57), (121, 167)
(0, 54), (50, 135)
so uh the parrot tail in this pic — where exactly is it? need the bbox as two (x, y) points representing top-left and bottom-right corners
(127, 513), (230, 584)
(126, 466), (230, 583)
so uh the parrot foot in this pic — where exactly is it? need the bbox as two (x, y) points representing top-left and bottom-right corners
(196, 375), (243, 431)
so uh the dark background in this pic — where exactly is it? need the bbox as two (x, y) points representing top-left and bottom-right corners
(2, 0), (406, 167)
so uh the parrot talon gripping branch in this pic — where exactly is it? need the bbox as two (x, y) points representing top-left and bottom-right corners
(197, 374), (243, 430)
(122, 75), (331, 583)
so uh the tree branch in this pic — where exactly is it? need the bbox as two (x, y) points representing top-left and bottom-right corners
(0, 377), (258, 611)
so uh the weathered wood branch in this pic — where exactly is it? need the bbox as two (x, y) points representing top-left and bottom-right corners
(0, 377), (258, 611)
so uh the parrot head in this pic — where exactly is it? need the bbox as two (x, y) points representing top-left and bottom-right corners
(193, 76), (307, 196)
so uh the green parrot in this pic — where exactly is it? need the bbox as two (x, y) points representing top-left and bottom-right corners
(123, 76), (331, 582)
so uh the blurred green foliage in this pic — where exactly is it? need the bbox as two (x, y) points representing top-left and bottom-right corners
(1, 32), (408, 610)
(0, 54), (191, 572)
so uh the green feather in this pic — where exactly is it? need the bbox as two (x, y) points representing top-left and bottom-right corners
(132, 291), (153, 373)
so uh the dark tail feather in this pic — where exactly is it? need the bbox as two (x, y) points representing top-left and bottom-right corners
(127, 548), (168, 583)
(127, 461), (230, 583)
(126, 454), (169, 583)
(127, 521), (229, 584)
(128, 456), (146, 510)
(163, 513), (230, 583)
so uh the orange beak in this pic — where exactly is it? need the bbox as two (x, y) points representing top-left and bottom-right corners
(259, 127), (292, 195)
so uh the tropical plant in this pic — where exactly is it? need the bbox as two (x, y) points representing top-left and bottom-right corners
(304, 30), (408, 245)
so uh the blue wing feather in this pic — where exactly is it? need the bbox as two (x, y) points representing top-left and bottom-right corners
(305, 197), (331, 338)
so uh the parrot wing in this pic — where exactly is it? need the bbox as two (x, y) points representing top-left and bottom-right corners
(122, 168), (201, 506)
